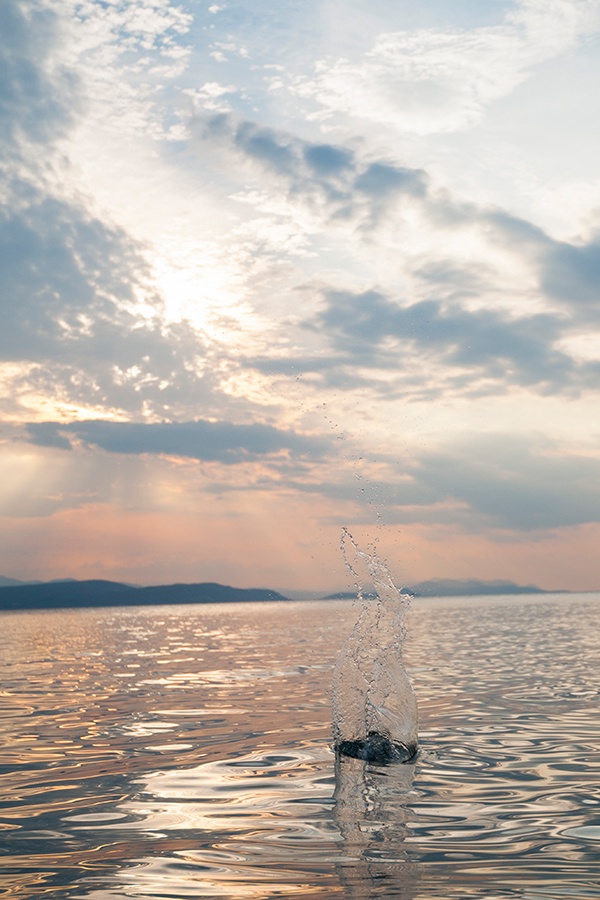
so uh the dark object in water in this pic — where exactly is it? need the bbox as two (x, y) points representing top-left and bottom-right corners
(336, 732), (417, 764)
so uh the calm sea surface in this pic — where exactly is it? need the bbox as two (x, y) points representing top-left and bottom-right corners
(1, 594), (600, 899)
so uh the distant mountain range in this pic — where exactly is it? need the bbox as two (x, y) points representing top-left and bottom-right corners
(0, 579), (288, 610)
(411, 577), (550, 597)
(0, 575), (566, 611)
(325, 578), (555, 600)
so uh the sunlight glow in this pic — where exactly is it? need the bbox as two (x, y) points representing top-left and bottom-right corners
(151, 241), (266, 340)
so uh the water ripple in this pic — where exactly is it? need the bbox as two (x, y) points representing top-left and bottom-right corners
(1, 595), (599, 898)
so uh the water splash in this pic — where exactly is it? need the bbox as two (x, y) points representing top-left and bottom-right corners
(332, 528), (418, 764)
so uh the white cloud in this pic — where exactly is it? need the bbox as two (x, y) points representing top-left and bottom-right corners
(510, 0), (600, 46)
(183, 81), (237, 112)
(292, 0), (600, 135)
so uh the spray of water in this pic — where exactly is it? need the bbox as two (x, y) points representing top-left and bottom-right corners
(332, 528), (418, 764)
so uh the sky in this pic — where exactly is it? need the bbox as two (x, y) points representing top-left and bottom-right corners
(2, 0), (600, 594)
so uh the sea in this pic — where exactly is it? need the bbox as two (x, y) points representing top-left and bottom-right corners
(1, 592), (599, 899)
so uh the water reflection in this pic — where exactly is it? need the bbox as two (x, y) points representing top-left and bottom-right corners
(334, 754), (419, 899)
(1, 595), (600, 898)
(91, 746), (341, 898)
(56, 746), (418, 899)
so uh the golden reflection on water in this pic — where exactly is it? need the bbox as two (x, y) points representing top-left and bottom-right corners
(1, 596), (600, 898)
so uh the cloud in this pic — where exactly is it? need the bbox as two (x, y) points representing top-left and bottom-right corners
(0, 0), (77, 157)
(198, 111), (600, 334)
(17, 421), (600, 534)
(4, 416), (332, 520)
(354, 162), (426, 198)
(285, 431), (600, 533)
(291, 0), (600, 134)
(215, 140), (600, 401)
(401, 432), (600, 531)
(198, 112), (428, 223)
(541, 239), (600, 315)
(0, 1), (241, 423)
(260, 287), (600, 400)
(4, 3), (600, 450)
(303, 143), (353, 177)
(0, 182), (148, 361)
(486, 209), (600, 320)
(0, 177), (235, 420)
(26, 419), (330, 464)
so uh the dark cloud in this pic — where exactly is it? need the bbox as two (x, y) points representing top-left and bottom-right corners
(249, 277), (600, 401)
(403, 434), (600, 531)
(469, 209), (600, 321)
(303, 143), (353, 176)
(25, 422), (72, 451)
(354, 162), (426, 197)
(285, 288), (596, 397)
(0, 183), (146, 360)
(541, 239), (600, 315)
(0, 0), (77, 156)
(321, 290), (561, 365)
(199, 112), (427, 219)
(415, 259), (493, 302)
(281, 433), (600, 532)
(233, 119), (297, 176)
(26, 419), (330, 464)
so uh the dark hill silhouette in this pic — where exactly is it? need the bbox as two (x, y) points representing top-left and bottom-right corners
(323, 577), (550, 600)
(0, 580), (287, 610)
(408, 578), (546, 597)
